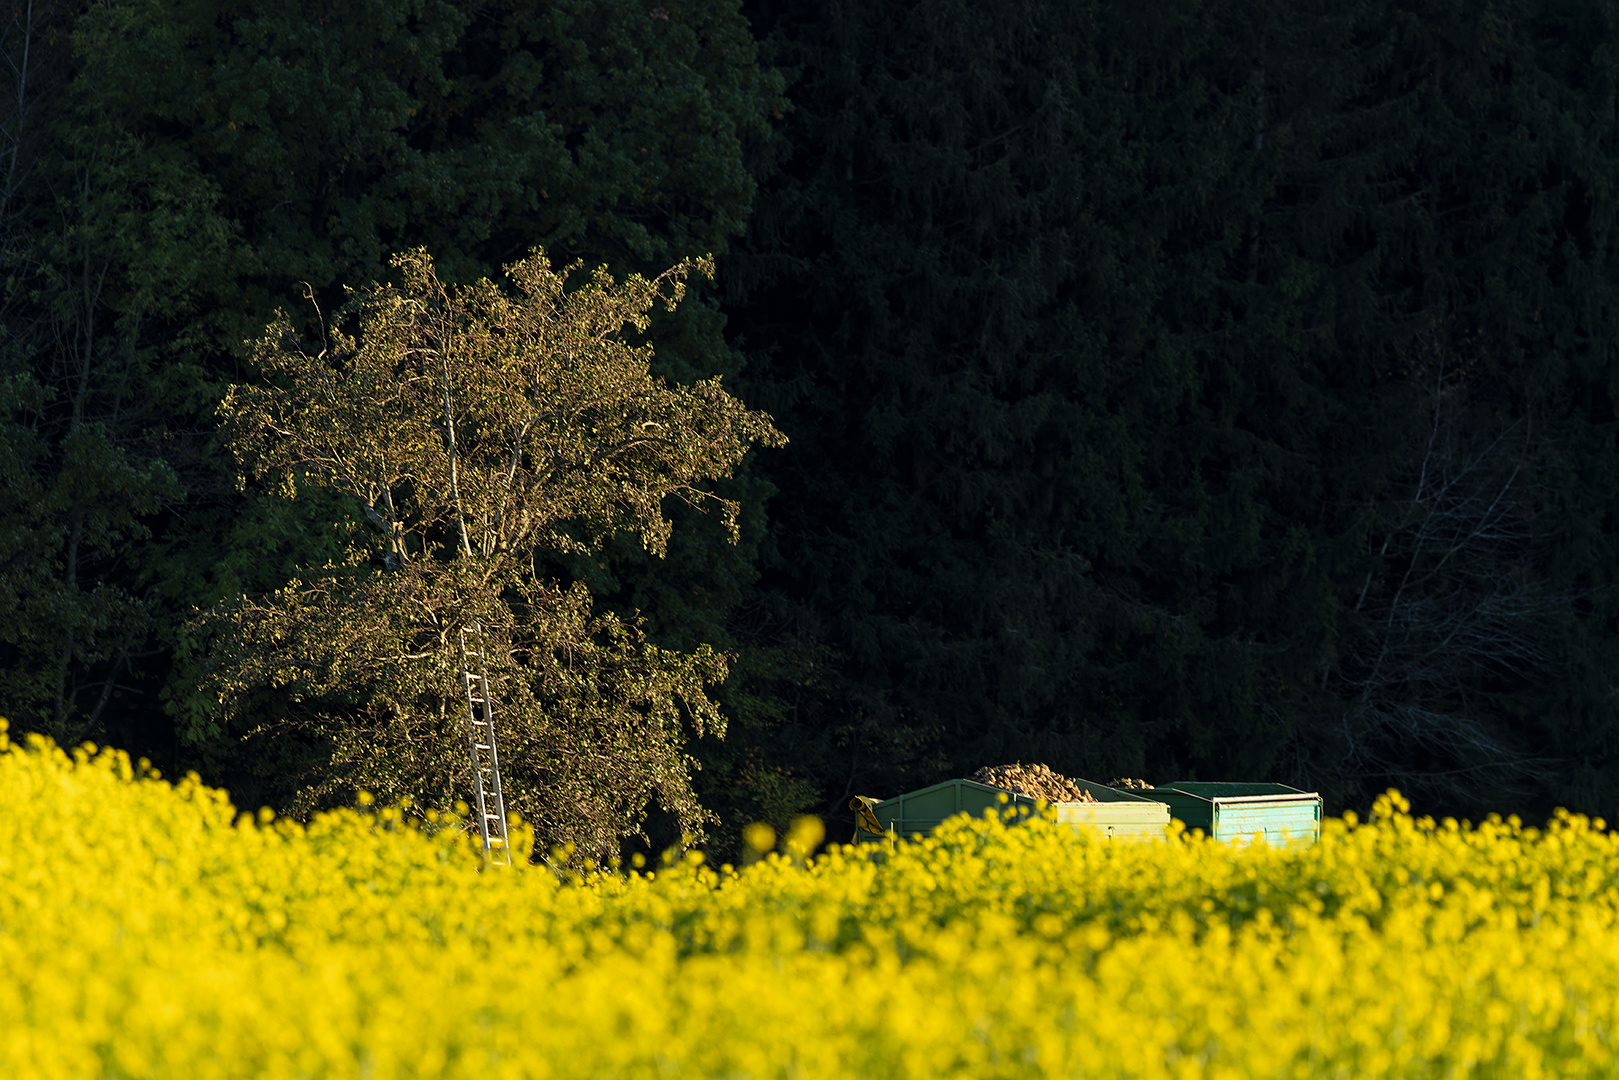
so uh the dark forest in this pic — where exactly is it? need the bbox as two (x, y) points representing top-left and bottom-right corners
(4, 0), (1618, 855)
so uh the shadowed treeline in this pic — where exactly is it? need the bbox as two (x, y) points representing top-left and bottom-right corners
(2, 0), (1617, 854)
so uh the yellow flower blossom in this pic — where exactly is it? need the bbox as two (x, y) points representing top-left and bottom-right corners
(2, 719), (1617, 1077)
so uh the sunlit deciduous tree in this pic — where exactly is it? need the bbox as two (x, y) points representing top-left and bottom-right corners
(200, 247), (784, 858)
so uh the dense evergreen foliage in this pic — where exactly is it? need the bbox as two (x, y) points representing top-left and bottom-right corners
(4, 0), (1619, 850)
(726, 0), (1619, 828)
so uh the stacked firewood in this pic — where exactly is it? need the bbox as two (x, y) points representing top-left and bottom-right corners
(971, 763), (1097, 803)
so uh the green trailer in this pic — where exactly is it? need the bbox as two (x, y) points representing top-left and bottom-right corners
(851, 777), (1170, 845)
(1137, 782), (1322, 847)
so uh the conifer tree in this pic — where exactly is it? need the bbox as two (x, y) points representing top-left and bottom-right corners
(726, 0), (1619, 819)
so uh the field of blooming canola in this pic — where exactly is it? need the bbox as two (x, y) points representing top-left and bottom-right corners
(2, 720), (1618, 1079)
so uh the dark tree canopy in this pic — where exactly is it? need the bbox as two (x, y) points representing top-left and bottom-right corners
(4, 0), (1619, 845)
(719, 0), (1619, 826)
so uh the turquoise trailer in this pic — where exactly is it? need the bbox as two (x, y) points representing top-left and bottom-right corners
(1139, 782), (1322, 847)
(851, 777), (1170, 844)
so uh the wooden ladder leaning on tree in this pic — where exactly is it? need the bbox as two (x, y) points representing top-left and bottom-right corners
(458, 624), (512, 867)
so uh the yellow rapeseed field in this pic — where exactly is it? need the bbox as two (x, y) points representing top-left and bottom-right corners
(2, 719), (1617, 1079)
